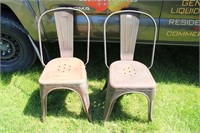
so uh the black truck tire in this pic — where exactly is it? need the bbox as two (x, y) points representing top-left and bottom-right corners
(0, 16), (37, 72)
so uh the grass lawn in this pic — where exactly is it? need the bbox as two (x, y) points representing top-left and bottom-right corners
(0, 43), (199, 132)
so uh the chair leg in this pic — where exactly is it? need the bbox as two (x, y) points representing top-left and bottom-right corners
(148, 97), (154, 122)
(41, 94), (47, 122)
(40, 86), (49, 122)
(103, 99), (115, 121)
(143, 90), (155, 122)
(103, 87), (118, 121)
(77, 83), (92, 122)
(81, 93), (91, 122)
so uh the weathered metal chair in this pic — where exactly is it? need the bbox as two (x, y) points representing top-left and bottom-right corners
(103, 10), (158, 121)
(37, 7), (91, 122)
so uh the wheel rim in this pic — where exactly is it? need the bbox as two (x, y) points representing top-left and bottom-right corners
(0, 33), (21, 62)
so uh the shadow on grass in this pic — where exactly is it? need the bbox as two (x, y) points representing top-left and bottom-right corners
(89, 88), (106, 123)
(0, 64), (42, 86)
(23, 89), (41, 118)
(108, 95), (149, 123)
(151, 45), (199, 86)
(46, 90), (89, 120)
(0, 72), (14, 85)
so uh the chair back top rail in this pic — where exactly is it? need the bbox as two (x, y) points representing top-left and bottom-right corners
(38, 7), (91, 66)
(104, 10), (158, 69)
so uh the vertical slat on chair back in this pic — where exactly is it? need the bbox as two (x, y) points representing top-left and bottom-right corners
(54, 11), (74, 58)
(120, 14), (139, 61)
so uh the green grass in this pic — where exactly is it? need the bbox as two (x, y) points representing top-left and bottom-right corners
(0, 43), (199, 133)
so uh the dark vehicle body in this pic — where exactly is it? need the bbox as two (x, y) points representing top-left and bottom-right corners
(0, 0), (199, 72)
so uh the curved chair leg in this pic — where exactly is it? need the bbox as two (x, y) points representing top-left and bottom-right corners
(76, 83), (92, 121)
(103, 99), (116, 121)
(143, 90), (155, 122)
(81, 93), (91, 121)
(103, 87), (119, 121)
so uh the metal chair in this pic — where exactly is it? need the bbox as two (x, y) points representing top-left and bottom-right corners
(103, 10), (158, 121)
(37, 7), (91, 122)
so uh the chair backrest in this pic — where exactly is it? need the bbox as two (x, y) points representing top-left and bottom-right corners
(38, 7), (91, 66)
(54, 11), (74, 58)
(104, 10), (158, 69)
(120, 14), (139, 61)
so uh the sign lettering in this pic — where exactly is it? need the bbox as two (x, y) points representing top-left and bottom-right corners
(170, 0), (200, 15)
(169, 19), (200, 26)
(166, 31), (200, 37)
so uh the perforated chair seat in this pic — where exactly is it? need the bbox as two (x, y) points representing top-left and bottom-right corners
(109, 61), (156, 89)
(39, 58), (86, 85)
